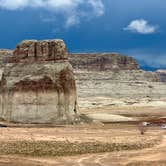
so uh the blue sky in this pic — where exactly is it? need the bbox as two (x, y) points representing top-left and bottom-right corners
(0, 0), (165, 70)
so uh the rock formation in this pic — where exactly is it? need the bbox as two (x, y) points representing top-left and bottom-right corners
(69, 53), (165, 108)
(156, 70), (166, 82)
(0, 49), (12, 66)
(0, 50), (13, 88)
(0, 45), (165, 114)
(0, 40), (77, 124)
(69, 53), (139, 71)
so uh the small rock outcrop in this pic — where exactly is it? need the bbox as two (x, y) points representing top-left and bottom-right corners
(156, 70), (166, 82)
(69, 53), (139, 71)
(0, 50), (13, 66)
(0, 50), (13, 86)
(0, 40), (77, 124)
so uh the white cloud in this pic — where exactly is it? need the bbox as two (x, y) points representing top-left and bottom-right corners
(0, 0), (105, 27)
(65, 15), (80, 28)
(0, 0), (80, 10)
(124, 49), (166, 69)
(124, 19), (158, 34)
(136, 54), (166, 68)
(88, 0), (104, 16)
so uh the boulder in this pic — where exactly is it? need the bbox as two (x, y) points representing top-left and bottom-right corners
(0, 40), (78, 124)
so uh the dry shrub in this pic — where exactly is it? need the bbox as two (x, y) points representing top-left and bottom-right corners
(138, 122), (148, 135)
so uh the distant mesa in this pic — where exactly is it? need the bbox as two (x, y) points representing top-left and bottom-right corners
(69, 53), (139, 71)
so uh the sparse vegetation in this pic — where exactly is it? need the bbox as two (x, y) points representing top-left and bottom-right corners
(138, 122), (148, 135)
(0, 138), (160, 157)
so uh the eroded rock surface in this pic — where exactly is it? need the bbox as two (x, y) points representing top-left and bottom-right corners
(69, 53), (165, 109)
(0, 45), (165, 121)
(69, 53), (139, 71)
(0, 50), (13, 66)
(75, 70), (166, 106)
(8, 40), (68, 63)
(0, 50), (13, 86)
(156, 70), (166, 82)
(0, 40), (77, 124)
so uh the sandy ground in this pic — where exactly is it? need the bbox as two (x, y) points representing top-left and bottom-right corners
(0, 105), (166, 166)
(0, 124), (165, 166)
(81, 104), (166, 120)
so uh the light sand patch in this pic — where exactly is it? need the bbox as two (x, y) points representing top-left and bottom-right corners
(86, 113), (134, 122)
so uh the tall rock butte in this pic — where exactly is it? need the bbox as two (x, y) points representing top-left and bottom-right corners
(0, 40), (78, 124)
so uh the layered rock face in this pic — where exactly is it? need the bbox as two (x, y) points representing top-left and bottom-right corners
(69, 53), (139, 71)
(0, 50), (12, 69)
(0, 40), (77, 124)
(156, 70), (166, 82)
(0, 50), (13, 87)
(8, 40), (67, 63)
(69, 53), (165, 108)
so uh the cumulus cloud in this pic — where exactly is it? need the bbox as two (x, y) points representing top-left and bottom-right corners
(0, 0), (104, 27)
(0, 0), (80, 10)
(124, 49), (166, 69)
(136, 54), (166, 69)
(124, 19), (158, 34)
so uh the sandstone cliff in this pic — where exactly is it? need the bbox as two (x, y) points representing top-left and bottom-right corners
(0, 40), (77, 124)
(68, 53), (165, 109)
(0, 49), (12, 65)
(69, 53), (139, 71)
(0, 50), (12, 87)
(156, 70), (166, 82)
(0, 46), (165, 113)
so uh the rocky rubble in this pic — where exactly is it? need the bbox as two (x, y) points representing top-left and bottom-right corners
(0, 40), (77, 124)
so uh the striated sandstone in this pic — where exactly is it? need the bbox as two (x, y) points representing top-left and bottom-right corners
(0, 45), (165, 117)
(7, 40), (68, 63)
(69, 53), (139, 71)
(75, 70), (166, 109)
(156, 70), (166, 82)
(0, 49), (13, 66)
(0, 40), (77, 124)
(68, 52), (166, 109)
(0, 50), (13, 86)
(68, 52), (165, 109)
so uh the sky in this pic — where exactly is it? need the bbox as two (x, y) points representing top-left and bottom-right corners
(0, 0), (166, 70)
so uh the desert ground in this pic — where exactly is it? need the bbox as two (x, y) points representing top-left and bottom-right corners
(0, 103), (166, 166)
